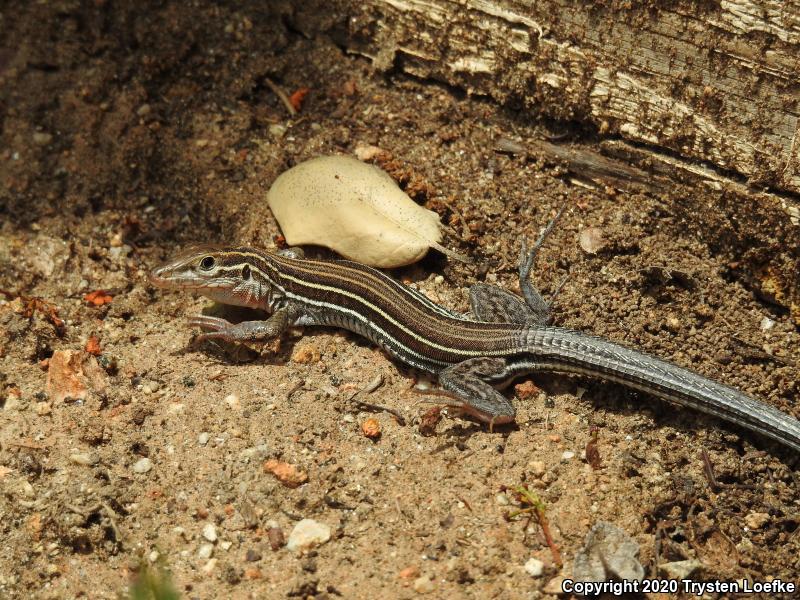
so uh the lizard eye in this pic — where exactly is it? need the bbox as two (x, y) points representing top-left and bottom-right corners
(241, 264), (251, 280)
(199, 256), (216, 270)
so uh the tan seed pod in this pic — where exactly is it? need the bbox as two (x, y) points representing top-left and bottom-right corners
(267, 155), (464, 267)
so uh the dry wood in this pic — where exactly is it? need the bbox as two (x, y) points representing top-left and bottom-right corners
(338, 0), (800, 195)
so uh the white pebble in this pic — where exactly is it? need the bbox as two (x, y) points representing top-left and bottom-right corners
(224, 394), (240, 409)
(69, 453), (98, 466)
(198, 543), (214, 559)
(18, 480), (35, 499)
(201, 558), (217, 573)
(561, 451), (575, 461)
(760, 316), (775, 331)
(132, 458), (152, 473)
(198, 432), (210, 446)
(286, 519), (331, 551)
(142, 380), (159, 394)
(148, 550), (160, 563)
(268, 124), (287, 139)
(413, 575), (435, 593)
(524, 557), (544, 577)
(495, 492), (509, 506)
(202, 523), (218, 542)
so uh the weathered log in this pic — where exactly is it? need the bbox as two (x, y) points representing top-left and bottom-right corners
(337, 0), (800, 195)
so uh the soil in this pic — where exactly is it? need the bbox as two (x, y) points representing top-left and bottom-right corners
(1, 2), (799, 599)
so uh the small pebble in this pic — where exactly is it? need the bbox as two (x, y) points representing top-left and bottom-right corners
(291, 343), (321, 364)
(524, 557), (544, 577)
(148, 550), (159, 562)
(579, 227), (606, 254)
(132, 458), (152, 473)
(495, 492), (509, 506)
(108, 245), (132, 260)
(398, 566), (419, 579)
(561, 450), (575, 461)
(141, 380), (159, 394)
(136, 104), (151, 116)
(201, 558), (217, 573)
(245, 549), (262, 562)
(202, 523), (218, 542)
(744, 512), (769, 530)
(268, 525), (285, 551)
(268, 124), (287, 139)
(33, 132), (53, 146)
(286, 519), (331, 551)
(18, 480), (35, 499)
(198, 432), (210, 446)
(543, 575), (566, 595)
(659, 559), (703, 579)
(354, 143), (386, 161)
(759, 316), (775, 331)
(361, 418), (381, 439)
(529, 460), (546, 477)
(514, 380), (540, 400)
(69, 453), (99, 466)
(224, 393), (241, 409)
(263, 459), (308, 488)
(413, 575), (435, 594)
(198, 543), (214, 559)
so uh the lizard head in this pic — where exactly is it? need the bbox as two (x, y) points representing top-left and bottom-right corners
(149, 246), (273, 308)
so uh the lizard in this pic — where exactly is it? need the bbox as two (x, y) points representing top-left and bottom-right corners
(149, 228), (800, 453)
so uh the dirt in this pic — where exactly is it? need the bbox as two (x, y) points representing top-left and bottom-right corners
(1, 2), (799, 599)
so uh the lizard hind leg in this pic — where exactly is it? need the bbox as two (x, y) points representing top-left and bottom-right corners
(518, 206), (567, 324)
(469, 283), (543, 325)
(437, 357), (517, 426)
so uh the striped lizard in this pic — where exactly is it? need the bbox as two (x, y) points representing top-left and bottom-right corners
(150, 231), (800, 453)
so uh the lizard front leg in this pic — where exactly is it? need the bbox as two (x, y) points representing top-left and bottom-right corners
(437, 357), (517, 425)
(188, 305), (301, 344)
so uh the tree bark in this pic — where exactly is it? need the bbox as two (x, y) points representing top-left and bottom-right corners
(338, 0), (800, 195)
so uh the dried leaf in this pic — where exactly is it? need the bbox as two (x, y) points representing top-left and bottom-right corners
(85, 335), (102, 356)
(84, 290), (113, 306)
(288, 87), (310, 111)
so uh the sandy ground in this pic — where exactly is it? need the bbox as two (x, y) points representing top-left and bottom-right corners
(1, 2), (799, 599)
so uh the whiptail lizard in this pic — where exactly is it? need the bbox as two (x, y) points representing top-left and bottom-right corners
(150, 231), (800, 453)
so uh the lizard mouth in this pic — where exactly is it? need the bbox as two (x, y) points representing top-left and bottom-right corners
(148, 266), (206, 290)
